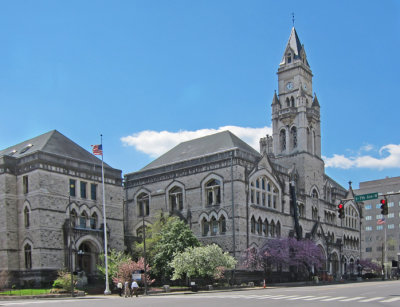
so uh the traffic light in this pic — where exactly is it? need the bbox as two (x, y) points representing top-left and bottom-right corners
(338, 203), (345, 219)
(380, 197), (388, 215)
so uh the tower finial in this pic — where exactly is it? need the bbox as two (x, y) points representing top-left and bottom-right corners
(292, 13), (295, 27)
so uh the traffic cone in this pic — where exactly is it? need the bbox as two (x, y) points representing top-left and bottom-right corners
(263, 279), (266, 288)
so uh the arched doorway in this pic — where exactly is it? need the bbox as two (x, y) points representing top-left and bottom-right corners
(330, 252), (339, 279)
(76, 241), (99, 276)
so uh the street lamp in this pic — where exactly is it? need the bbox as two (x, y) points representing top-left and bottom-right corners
(142, 213), (148, 295)
(67, 196), (75, 297)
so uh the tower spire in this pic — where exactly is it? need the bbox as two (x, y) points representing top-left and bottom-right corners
(292, 13), (295, 27)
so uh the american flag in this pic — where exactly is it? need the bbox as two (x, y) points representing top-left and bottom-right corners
(377, 217), (386, 225)
(91, 144), (103, 155)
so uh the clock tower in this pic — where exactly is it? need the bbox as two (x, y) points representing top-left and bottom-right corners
(270, 27), (324, 190)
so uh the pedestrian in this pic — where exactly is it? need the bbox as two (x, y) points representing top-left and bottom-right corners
(117, 281), (123, 296)
(124, 281), (129, 298)
(131, 280), (139, 297)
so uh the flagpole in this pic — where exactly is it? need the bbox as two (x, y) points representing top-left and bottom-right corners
(100, 134), (111, 295)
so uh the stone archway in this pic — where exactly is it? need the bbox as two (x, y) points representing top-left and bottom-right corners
(76, 241), (100, 276)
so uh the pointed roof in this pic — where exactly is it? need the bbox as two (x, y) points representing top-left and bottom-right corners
(272, 90), (280, 105)
(141, 130), (260, 171)
(312, 93), (320, 107)
(280, 27), (309, 67)
(0, 130), (108, 167)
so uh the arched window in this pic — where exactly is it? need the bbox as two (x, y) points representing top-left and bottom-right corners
(257, 218), (262, 235)
(24, 243), (32, 269)
(291, 126), (297, 149)
(263, 219), (269, 236)
(312, 189), (318, 199)
(80, 211), (88, 228)
(286, 97), (290, 107)
(270, 220), (276, 237)
(290, 96), (295, 107)
(250, 216), (256, 234)
(137, 193), (150, 217)
(206, 179), (221, 206)
(202, 218), (209, 236)
(211, 217), (218, 236)
(90, 212), (98, 229)
(280, 129), (286, 152)
(70, 209), (77, 227)
(24, 206), (30, 228)
(219, 216), (226, 234)
(276, 221), (281, 237)
(169, 186), (183, 212)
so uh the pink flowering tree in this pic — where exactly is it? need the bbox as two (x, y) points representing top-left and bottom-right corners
(359, 259), (381, 274)
(112, 257), (155, 286)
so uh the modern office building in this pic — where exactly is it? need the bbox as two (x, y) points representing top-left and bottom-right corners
(355, 176), (400, 273)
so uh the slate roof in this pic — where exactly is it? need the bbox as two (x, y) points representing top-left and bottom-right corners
(141, 130), (261, 171)
(0, 130), (109, 167)
(280, 27), (309, 67)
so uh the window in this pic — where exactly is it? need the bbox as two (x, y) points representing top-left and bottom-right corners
(90, 213), (98, 229)
(80, 181), (87, 199)
(365, 226), (372, 231)
(251, 176), (278, 209)
(211, 217), (218, 236)
(70, 209), (77, 227)
(270, 221), (276, 237)
(280, 129), (286, 151)
(137, 193), (150, 216)
(365, 204), (372, 210)
(23, 176), (28, 194)
(202, 218), (209, 236)
(388, 202), (394, 207)
(69, 179), (76, 197)
(377, 225), (383, 230)
(206, 179), (221, 206)
(24, 244), (32, 269)
(376, 204), (381, 209)
(388, 213), (394, 218)
(365, 247), (372, 252)
(263, 219), (269, 236)
(376, 214), (383, 219)
(169, 186), (183, 212)
(365, 216), (372, 221)
(286, 53), (292, 63)
(388, 224), (395, 229)
(91, 184), (97, 200)
(257, 218), (262, 235)
(251, 216), (256, 234)
(24, 206), (30, 228)
(219, 216), (226, 234)
(20, 144), (33, 154)
(291, 127), (297, 149)
(80, 211), (88, 228)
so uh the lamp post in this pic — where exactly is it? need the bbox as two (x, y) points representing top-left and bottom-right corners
(67, 196), (75, 297)
(142, 213), (148, 295)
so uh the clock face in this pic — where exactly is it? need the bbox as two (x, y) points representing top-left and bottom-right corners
(286, 82), (293, 90)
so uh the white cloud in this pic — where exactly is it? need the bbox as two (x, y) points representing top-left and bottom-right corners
(323, 144), (400, 170)
(121, 126), (272, 158)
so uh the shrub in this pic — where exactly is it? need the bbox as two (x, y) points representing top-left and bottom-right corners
(52, 270), (74, 292)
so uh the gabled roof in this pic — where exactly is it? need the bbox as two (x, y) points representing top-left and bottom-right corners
(141, 130), (261, 171)
(0, 130), (108, 167)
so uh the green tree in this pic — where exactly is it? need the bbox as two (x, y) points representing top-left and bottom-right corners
(152, 216), (200, 281)
(97, 249), (131, 284)
(171, 244), (237, 281)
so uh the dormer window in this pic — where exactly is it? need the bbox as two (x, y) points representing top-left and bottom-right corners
(287, 53), (292, 63)
(9, 149), (17, 156)
(20, 144), (33, 154)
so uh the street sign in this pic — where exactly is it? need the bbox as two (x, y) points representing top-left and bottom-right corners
(354, 192), (378, 202)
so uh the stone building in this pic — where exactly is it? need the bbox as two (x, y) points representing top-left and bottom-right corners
(0, 130), (124, 286)
(124, 27), (362, 279)
(355, 176), (400, 274)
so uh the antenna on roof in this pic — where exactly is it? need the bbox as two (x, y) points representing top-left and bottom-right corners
(292, 12), (295, 27)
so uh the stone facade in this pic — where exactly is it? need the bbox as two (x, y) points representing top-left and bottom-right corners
(124, 27), (362, 279)
(0, 130), (124, 287)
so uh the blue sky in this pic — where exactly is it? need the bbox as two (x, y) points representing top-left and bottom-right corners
(0, 0), (399, 189)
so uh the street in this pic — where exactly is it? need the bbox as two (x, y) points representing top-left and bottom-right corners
(1, 280), (400, 307)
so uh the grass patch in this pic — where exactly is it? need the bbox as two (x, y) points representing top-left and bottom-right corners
(0, 289), (51, 296)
